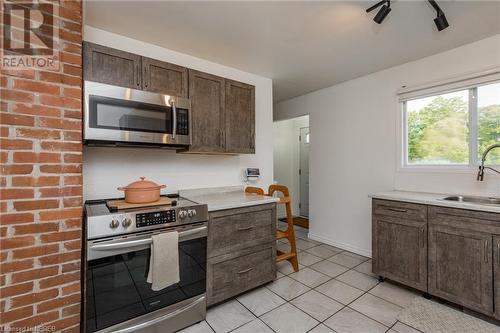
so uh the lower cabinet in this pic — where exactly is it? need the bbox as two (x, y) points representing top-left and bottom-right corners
(494, 236), (500, 320)
(428, 224), (493, 315)
(206, 203), (277, 306)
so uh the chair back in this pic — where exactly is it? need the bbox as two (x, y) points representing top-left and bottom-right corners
(268, 184), (290, 198)
(245, 186), (265, 195)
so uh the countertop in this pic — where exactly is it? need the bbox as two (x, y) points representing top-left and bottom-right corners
(180, 186), (280, 212)
(370, 190), (500, 214)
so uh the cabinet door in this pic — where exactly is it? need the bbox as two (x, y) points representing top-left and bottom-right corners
(141, 57), (188, 97)
(373, 214), (427, 291)
(83, 42), (141, 89)
(187, 70), (226, 153)
(494, 236), (500, 320)
(225, 80), (255, 154)
(428, 224), (493, 315)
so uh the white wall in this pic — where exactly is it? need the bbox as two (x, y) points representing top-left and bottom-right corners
(274, 34), (500, 257)
(83, 26), (274, 200)
(273, 116), (309, 217)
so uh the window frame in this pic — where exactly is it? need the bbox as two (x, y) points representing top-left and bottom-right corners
(400, 82), (499, 170)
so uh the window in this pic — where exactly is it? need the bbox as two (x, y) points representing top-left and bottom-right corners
(403, 81), (500, 167)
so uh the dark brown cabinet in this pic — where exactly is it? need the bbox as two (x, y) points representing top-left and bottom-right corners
(141, 57), (188, 97)
(428, 207), (494, 316)
(372, 200), (427, 291)
(84, 42), (141, 89)
(206, 203), (276, 306)
(225, 80), (255, 154)
(187, 70), (226, 153)
(494, 236), (500, 320)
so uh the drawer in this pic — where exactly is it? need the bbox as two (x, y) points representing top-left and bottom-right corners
(373, 199), (427, 222)
(429, 206), (500, 234)
(207, 245), (275, 305)
(208, 204), (276, 258)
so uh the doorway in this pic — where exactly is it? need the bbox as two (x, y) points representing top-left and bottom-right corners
(272, 115), (310, 228)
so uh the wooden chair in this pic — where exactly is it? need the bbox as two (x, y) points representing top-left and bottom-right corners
(245, 185), (299, 272)
(268, 184), (299, 272)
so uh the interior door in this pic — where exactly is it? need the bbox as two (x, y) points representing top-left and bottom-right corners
(299, 127), (310, 217)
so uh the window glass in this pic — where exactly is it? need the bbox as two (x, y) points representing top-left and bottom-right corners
(406, 90), (469, 165)
(477, 82), (500, 165)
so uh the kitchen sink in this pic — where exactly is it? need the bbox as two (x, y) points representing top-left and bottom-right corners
(442, 195), (500, 206)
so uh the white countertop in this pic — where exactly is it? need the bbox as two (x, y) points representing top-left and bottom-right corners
(180, 186), (280, 212)
(370, 190), (500, 214)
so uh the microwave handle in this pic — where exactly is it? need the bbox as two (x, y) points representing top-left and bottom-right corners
(90, 225), (207, 251)
(171, 99), (177, 139)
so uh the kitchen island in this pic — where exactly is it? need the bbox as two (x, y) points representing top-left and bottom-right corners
(181, 186), (279, 306)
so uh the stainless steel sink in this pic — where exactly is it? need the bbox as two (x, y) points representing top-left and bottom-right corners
(442, 195), (500, 206)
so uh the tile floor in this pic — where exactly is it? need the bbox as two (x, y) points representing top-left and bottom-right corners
(180, 223), (424, 333)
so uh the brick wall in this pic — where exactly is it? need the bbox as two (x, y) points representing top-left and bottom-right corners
(0, 1), (83, 332)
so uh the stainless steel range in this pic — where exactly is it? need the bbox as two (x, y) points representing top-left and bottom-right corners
(84, 196), (208, 333)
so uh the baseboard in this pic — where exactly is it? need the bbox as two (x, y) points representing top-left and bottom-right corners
(308, 233), (372, 258)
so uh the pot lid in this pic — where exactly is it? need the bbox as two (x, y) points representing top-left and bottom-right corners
(120, 177), (164, 190)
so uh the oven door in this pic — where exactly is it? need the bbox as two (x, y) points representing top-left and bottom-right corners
(85, 224), (207, 333)
(84, 81), (191, 146)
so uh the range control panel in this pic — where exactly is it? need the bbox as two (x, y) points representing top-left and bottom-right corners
(136, 210), (176, 228)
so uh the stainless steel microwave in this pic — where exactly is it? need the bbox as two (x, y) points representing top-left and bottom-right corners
(84, 81), (191, 147)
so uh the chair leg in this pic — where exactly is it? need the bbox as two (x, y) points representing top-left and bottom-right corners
(285, 201), (299, 272)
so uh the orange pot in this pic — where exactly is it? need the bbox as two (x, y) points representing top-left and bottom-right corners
(118, 177), (166, 204)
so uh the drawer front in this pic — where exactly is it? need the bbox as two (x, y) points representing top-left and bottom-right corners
(429, 206), (500, 234)
(208, 204), (276, 258)
(373, 199), (427, 222)
(207, 245), (275, 305)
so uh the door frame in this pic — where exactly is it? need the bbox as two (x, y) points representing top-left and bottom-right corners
(299, 126), (310, 218)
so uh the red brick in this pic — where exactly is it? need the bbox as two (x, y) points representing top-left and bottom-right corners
(63, 240), (81, 251)
(63, 153), (82, 163)
(0, 282), (33, 298)
(12, 176), (60, 187)
(0, 126), (9, 137)
(13, 199), (60, 211)
(62, 66), (82, 79)
(0, 236), (34, 250)
(61, 262), (80, 273)
(39, 71), (81, 87)
(40, 230), (81, 243)
(59, 7), (82, 24)
(13, 79), (60, 95)
(0, 188), (34, 200)
(62, 131), (82, 142)
(40, 95), (81, 109)
(13, 152), (61, 163)
(39, 250), (80, 265)
(12, 103), (60, 117)
(10, 310), (59, 329)
(0, 165), (33, 175)
(64, 218), (81, 229)
(63, 176), (81, 185)
(12, 244), (59, 259)
(0, 259), (34, 273)
(37, 293), (80, 313)
(46, 314), (80, 332)
(64, 110), (82, 119)
(39, 271), (80, 290)
(40, 141), (82, 152)
(0, 213), (34, 225)
(40, 164), (81, 174)
(0, 139), (33, 150)
(63, 197), (82, 208)
(13, 222), (59, 235)
(16, 128), (61, 140)
(39, 186), (82, 198)
(1, 305), (33, 323)
(62, 42), (82, 55)
(0, 113), (34, 126)
(11, 266), (59, 283)
(60, 52), (82, 65)
(0, 89), (34, 103)
(61, 303), (80, 317)
(0, 68), (35, 79)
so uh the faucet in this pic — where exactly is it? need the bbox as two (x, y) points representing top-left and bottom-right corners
(477, 143), (500, 181)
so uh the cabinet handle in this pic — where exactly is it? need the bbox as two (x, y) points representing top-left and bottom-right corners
(144, 66), (148, 88)
(420, 228), (425, 248)
(136, 64), (140, 87)
(237, 226), (253, 231)
(387, 207), (407, 213)
(485, 240), (489, 263)
(237, 268), (253, 275)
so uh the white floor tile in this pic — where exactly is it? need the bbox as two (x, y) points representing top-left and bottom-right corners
(260, 303), (319, 333)
(328, 253), (367, 268)
(324, 307), (387, 333)
(336, 270), (379, 291)
(231, 318), (274, 333)
(306, 245), (338, 259)
(266, 276), (310, 301)
(206, 300), (255, 333)
(310, 260), (349, 278)
(349, 293), (402, 327)
(237, 286), (286, 316)
(369, 282), (419, 308)
(289, 267), (331, 288)
(308, 324), (336, 333)
(315, 279), (364, 305)
(353, 260), (376, 277)
(291, 289), (343, 321)
(178, 320), (214, 333)
(298, 251), (323, 266)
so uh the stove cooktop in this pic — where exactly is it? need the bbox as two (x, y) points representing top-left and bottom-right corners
(84, 195), (208, 240)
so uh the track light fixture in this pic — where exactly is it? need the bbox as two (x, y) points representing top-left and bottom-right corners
(366, 0), (391, 24)
(366, 0), (449, 31)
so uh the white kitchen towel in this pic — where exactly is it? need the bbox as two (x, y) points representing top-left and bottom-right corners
(147, 231), (180, 291)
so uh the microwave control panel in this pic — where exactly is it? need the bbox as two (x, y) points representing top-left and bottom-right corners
(136, 210), (177, 228)
(176, 109), (189, 135)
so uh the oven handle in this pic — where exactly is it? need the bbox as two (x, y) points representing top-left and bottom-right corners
(90, 226), (207, 252)
(171, 99), (177, 140)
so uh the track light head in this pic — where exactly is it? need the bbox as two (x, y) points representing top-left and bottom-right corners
(373, 4), (391, 24)
(434, 12), (449, 31)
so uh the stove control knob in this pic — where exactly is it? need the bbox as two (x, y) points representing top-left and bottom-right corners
(110, 218), (120, 229)
(178, 210), (188, 219)
(122, 217), (132, 228)
(187, 209), (197, 218)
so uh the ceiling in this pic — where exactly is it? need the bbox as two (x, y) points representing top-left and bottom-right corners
(84, 1), (500, 102)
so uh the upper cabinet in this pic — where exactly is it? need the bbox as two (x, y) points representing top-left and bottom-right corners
(84, 42), (141, 89)
(225, 80), (255, 154)
(188, 70), (226, 153)
(141, 57), (188, 97)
